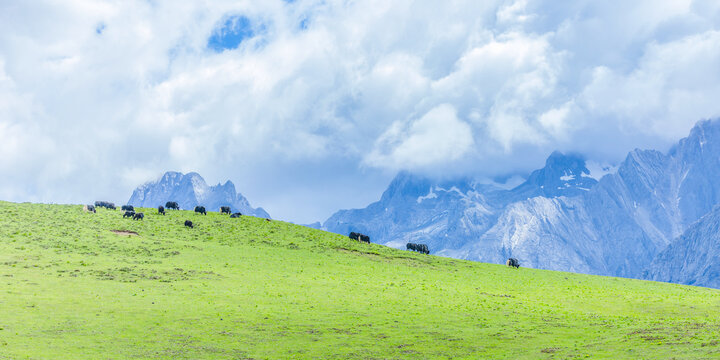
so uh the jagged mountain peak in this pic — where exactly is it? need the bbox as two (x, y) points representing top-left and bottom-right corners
(618, 149), (667, 179)
(156, 171), (184, 184)
(684, 118), (720, 143)
(381, 171), (434, 202)
(668, 118), (720, 161)
(380, 171), (480, 204)
(542, 151), (590, 177)
(511, 151), (597, 198)
(546, 150), (584, 165)
(128, 171), (269, 218)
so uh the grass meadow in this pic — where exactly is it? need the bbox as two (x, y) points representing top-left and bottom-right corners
(0, 201), (719, 359)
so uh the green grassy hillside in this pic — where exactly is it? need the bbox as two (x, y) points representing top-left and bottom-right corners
(0, 201), (719, 359)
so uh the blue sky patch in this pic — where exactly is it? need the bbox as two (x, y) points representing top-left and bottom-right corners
(95, 23), (106, 35)
(207, 15), (257, 52)
(299, 16), (310, 30)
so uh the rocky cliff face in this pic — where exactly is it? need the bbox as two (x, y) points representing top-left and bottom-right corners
(323, 119), (720, 286)
(644, 205), (720, 288)
(128, 171), (270, 218)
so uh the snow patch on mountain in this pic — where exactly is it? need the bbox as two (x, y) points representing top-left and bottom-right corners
(417, 188), (438, 203)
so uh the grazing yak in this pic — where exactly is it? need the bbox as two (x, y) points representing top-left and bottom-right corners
(349, 232), (371, 243)
(184, 220), (193, 228)
(419, 244), (429, 254)
(165, 201), (179, 210)
(220, 206), (231, 214)
(83, 205), (96, 213)
(506, 258), (520, 269)
(406, 243), (429, 254)
(123, 211), (135, 218)
(194, 206), (207, 215)
(132, 212), (144, 221)
(158, 205), (165, 215)
(121, 205), (134, 212)
(230, 212), (242, 218)
(94, 201), (116, 210)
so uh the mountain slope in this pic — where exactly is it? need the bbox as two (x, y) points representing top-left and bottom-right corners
(128, 171), (269, 218)
(323, 152), (613, 274)
(323, 119), (720, 283)
(645, 205), (720, 288)
(323, 172), (508, 253)
(1, 201), (720, 358)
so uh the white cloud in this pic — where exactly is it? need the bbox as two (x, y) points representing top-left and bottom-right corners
(579, 30), (720, 140)
(366, 104), (474, 169)
(497, 0), (535, 26)
(0, 0), (719, 222)
(538, 103), (572, 139)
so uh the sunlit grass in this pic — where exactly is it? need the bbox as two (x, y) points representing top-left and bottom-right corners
(0, 201), (719, 359)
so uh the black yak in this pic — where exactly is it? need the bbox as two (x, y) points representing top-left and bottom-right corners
(121, 205), (134, 212)
(407, 243), (429, 254)
(349, 232), (370, 243)
(184, 220), (193, 228)
(94, 201), (116, 210)
(230, 212), (242, 218)
(506, 258), (520, 269)
(123, 211), (135, 218)
(132, 212), (144, 220)
(165, 201), (179, 210)
(220, 206), (231, 214)
(83, 205), (96, 213)
(158, 205), (165, 215)
(194, 206), (206, 215)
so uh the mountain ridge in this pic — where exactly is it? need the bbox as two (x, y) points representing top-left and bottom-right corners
(128, 171), (270, 218)
(322, 118), (720, 287)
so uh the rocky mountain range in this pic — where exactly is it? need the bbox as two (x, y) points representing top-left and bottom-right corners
(322, 119), (720, 288)
(127, 171), (270, 218)
(645, 205), (720, 288)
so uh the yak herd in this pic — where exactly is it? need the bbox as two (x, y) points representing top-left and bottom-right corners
(406, 242), (429, 254)
(89, 201), (521, 268)
(88, 201), (243, 228)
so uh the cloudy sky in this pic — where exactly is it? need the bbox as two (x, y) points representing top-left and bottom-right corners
(1, 0), (720, 223)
